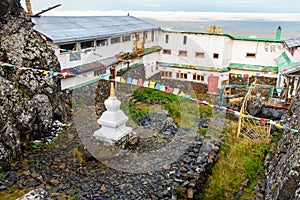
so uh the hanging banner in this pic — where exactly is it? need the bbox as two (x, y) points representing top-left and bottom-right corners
(132, 79), (138, 85)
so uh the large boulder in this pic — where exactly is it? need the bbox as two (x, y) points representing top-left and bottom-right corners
(0, 0), (61, 171)
(17, 188), (51, 200)
(261, 107), (287, 120)
(247, 96), (263, 116)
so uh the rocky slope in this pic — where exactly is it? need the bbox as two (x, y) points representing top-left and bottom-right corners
(1, 111), (220, 199)
(265, 85), (300, 199)
(0, 0), (61, 171)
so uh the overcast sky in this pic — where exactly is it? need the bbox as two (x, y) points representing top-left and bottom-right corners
(22, 0), (300, 13)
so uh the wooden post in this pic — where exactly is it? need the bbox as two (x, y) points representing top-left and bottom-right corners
(25, 0), (33, 16)
(297, 77), (300, 91)
(237, 116), (242, 138)
(285, 77), (290, 104)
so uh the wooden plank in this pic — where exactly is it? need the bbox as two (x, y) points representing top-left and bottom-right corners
(229, 97), (244, 103)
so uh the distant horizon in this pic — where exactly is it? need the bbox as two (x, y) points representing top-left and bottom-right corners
(143, 18), (300, 39)
(26, 10), (300, 39)
(29, 10), (300, 23)
(20, 0), (300, 13)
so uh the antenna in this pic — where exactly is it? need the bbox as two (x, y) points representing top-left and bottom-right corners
(32, 4), (62, 17)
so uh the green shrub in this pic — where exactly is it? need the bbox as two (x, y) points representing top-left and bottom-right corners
(28, 141), (43, 150)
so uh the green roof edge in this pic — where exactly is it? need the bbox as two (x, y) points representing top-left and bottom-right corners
(162, 29), (283, 43)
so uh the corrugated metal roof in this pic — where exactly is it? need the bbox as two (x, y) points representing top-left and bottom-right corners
(276, 52), (300, 73)
(282, 65), (300, 76)
(285, 37), (300, 48)
(276, 52), (291, 71)
(32, 16), (160, 43)
(98, 56), (119, 67)
(65, 60), (107, 74)
(65, 65), (92, 74)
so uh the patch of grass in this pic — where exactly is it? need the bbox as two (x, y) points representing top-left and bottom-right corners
(271, 131), (283, 143)
(129, 102), (149, 121)
(198, 128), (207, 136)
(72, 100), (85, 108)
(46, 141), (57, 147)
(0, 188), (29, 200)
(17, 88), (30, 99)
(72, 147), (84, 163)
(174, 185), (185, 199)
(68, 194), (76, 200)
(28, 141), (43, 151)
(199, 105), (212, 118)
(131, 88), (207, 129)
(30, 159), (36, 164)
(202, 123), (270, 199)
(61, 123), (72, 131)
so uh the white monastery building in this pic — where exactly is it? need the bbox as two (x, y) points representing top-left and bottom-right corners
(32, 16), (300, 94)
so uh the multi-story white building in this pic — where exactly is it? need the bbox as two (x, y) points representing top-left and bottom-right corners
(157, 29), (285, 93)
(32, 16), (299, 94)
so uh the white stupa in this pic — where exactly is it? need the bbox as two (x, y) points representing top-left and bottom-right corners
(93, 82), (132, 144)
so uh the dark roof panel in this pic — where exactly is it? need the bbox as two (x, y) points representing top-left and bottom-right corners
(285, 37), (300, 48)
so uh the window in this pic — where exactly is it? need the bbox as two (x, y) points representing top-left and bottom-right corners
(59, 43), (76, 53)
(151, 30), (155, 42)
(69, 52), (81, 61)
(193, 74), (204, 81)
(165, 34), (169, 43)
(213, 53), (219, 59)
(176, 72), (187, 79)
(246, 53), (256, 58)
(133, 33), (139, 40)
(161, 71), (172, 78)
(111, 37), (121, 44)
(144, 31), (148, 39)
(183, 35), (187, 45)
(162, 49), (171, 55)
(195, 52), (205, 58)
(94, 69), (105, 76)
(178, 50), (187, 56)
(96, 39), (107, 47)
(289, 47), (295, 56)
(80, 41), (94, 49)
(122, 35), (131, 42)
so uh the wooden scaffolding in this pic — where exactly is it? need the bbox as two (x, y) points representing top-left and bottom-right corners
(237, 82), (272, 142)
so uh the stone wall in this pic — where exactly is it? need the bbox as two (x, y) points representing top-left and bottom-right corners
(0, 0), (61, 171)
(265, 85), (300, 199)
(70, 80), (110, 118)
(118, 65), (207, 94)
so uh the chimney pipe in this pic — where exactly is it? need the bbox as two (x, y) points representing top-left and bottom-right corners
(276, 26), (282, 40)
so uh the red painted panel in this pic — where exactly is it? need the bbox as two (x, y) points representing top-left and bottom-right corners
(208, 75), (219, 93)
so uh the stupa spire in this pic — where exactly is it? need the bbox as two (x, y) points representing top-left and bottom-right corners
(110, 82), (115, 97)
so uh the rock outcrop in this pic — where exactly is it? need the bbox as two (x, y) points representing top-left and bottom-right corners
(17, 188), (51, 200)
(265, 86), (300, 199)
(0, 0), (61, 171)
